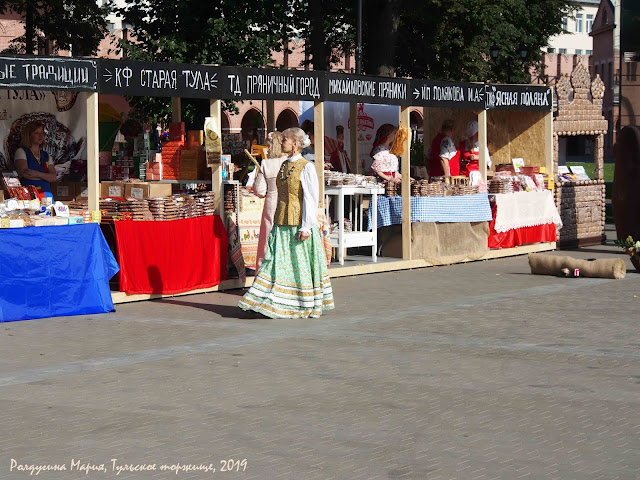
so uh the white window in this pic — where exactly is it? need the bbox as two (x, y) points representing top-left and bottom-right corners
(586, 14), (594, 32)
(586, 50), (593, 55)
(559, 48), (567, 55)
(576, 14), (583, 33)
(576, 49), (583, 55)
(547, 47), (556, 53)
(562, 17), (568, 31)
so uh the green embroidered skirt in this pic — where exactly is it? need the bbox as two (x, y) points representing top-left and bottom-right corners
(238, 225), (334, 318)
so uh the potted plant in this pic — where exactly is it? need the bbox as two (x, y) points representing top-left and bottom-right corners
(616, 236), (640, 271)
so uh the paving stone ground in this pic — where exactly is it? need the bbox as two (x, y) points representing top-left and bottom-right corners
(1, 232), (639, 479)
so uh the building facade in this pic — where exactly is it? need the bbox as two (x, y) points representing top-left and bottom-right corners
(535, 0), (599, 86)
(590, 0), (640, 158)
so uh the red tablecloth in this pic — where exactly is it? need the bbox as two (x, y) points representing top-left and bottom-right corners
(488, 203), (557, 249)
(115, 215), (227, 294)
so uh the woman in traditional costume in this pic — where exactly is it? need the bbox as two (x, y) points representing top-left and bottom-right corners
(238, 127), (334, 318)
(253, 131), (287, 269)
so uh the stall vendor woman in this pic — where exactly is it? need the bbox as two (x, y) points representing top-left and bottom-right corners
(370, 124), (402, 183)
(14, 121), (57, 193)
(460, 120), (492, 185)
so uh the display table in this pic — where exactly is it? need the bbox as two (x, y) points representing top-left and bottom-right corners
(488, 191), (562, 249)
(114, 215), (227, 295)
(0, 223), (119, 322)
(370, 193), (492, 227)
(325, 185), (384, 265)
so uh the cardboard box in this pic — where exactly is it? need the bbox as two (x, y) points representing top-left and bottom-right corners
(75, 183), (88, 199)
(32, 217), (69, 227)
(100, 181), (125, 198)
(125, 182), (147, 200)
(124, 182), (172, 199)
(52, 182), (76, 201)
(148, 182), (172, 198)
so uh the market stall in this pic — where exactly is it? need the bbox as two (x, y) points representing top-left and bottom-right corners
(94, 61), (554, 278)
(0, 54), (559, 315)
(480, 84), (560, 250)
(0, 56), (122, 321)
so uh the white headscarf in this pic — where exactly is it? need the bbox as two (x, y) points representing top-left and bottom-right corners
(466, 121), (479, 138)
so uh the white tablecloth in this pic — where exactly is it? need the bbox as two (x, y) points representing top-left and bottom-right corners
(492, 190), (562, 233)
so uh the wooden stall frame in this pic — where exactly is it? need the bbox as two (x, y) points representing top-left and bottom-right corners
(314, 101), (325, 200)
(209, 99), (223, 215)
(478, 110), (488, 182)
(87, 92), (100, 212)
(400, 106), (412, 260)
(0, 55), (558, 303)
(350, 103), (359, 174)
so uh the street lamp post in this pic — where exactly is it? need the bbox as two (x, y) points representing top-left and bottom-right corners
(490, 43), (529, 83)
(355, 0), (363, 75)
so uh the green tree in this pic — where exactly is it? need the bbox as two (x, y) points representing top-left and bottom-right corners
(394, 0), (577, 83)
(116, 0), (296, 126)
(0, 0), (110, 56)
(117, 0), (294, 66)
(300, 0), (356, 71)
(293, 0), (576, 81)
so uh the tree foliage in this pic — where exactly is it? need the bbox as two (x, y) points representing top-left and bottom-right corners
(0, 0), (110, 56)
(117, 0), (294, 66)
(116, 0), (299, 126)
(291, 0), (576, 82)
(298, 0), (356, 71)
(394, 0), (578, 83)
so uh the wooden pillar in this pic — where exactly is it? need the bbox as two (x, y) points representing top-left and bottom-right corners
(400, 106), (411, 260)
(595, 133), (604, 181)
(545, 108), (554, 175)
(171, 97), (181, 123)
(210, 99), (223, 215)
(314, 101), (325, 200)
(86, 92), (99, 212)
(266, 100), (275, 132)
(350, 103), (359, 173)
(478, 110), (488, 182)
(554, 133), (559, 176)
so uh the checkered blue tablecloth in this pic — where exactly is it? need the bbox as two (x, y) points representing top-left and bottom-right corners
(369, 193), (492, 228)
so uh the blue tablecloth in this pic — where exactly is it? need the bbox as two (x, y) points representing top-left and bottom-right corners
(370, 194), (493, 228)
(0, 223), (119, 322)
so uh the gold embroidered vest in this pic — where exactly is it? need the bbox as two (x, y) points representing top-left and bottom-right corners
(274, 158), (309, 226)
